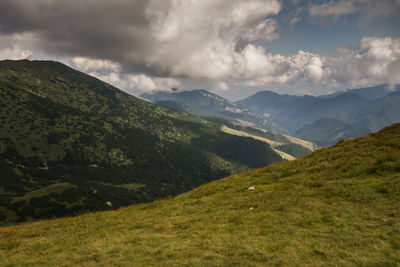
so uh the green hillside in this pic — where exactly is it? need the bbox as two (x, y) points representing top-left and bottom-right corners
(1, 123), (399, 266)
(0, 59), (281, 225)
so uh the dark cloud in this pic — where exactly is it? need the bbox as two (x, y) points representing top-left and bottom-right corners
(0, 0), (281, 78)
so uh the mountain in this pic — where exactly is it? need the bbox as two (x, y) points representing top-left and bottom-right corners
(141, 89), (279, 131)
(0, 59), (282, 225)
(1, 123), (399, 265)
(236, 90), (300, 116)
(296, 117), (370, 146)
(141, 89), (316, 154)
(353, 91), (400, 132)
(238, 91), (370, 133)
(321, 84), (399, 100)
(237, 85), (400, 144)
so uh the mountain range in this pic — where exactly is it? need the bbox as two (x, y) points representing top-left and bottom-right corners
(237, 84), (400, 144)
(143, 84), (400, 146)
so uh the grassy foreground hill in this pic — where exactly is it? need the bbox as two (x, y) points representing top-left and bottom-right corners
(1, 123), (399, 266)
(0, 59), (282, 225)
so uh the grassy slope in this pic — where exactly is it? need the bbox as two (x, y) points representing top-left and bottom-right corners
(1, 123), (399, 266)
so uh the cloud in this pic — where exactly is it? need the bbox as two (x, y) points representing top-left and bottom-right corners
(346, 36), (400, 86)
(229, 36), (400, 94)
(309, 0), (357, 20)
(307, 0), (400, 24)
(0, 34), (34, 60)
(361, 0), (400, 20)
(58, 56), (180, 93)
(89, 71), (181, 94)
(0, 0), (281, 81)
(86, 36), (399, 95)
(69, 57), (121, 73)
(304, 57), (324, 83)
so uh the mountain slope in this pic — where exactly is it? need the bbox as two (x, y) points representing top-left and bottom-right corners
(141, 89), (278, 131)
(0, 59), (282, 225)
(353, 91), (400, 132)
(321, 84), (398, 100)
(141, 89), (315, 154)
(236, 90), (299, 116)
(1, 123), (399, 266)
(237, 91), (370, 133)
(296, 117), (370, 146)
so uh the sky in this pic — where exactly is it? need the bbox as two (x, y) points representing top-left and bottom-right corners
(0, 0), (399, 100)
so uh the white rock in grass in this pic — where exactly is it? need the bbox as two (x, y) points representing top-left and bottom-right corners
(248, 186), (255, 190)
(250, 207), (254, 210)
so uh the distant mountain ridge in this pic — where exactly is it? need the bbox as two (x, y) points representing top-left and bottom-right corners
(296, 117), (370, 146)
(237, 84), (400, 145)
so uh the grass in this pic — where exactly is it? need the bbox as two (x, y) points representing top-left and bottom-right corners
(0, 124), (399, 266)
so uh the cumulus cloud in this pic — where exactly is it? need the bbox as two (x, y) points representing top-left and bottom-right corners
(304, 57), (324, 83)
(334, 36), (400, 87)
(0, 0), (281, 81)
(228, 36), (400, 94)
(59, 56), (181, 93)
(89, 71), (181, 94)
(86, 36), (400, 95)
(69, 57), (121, 73)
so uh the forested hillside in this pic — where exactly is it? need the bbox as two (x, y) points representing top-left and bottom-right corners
(0, 59), (282, 225)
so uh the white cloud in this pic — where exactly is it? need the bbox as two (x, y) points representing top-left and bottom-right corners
(0, 34), (34, 60)
(215, 81), (229, 91)
(304, 57), (324, 83)
(84, 36), (399, 96)
(0, 46), (32, 60)
(70, 57), (121, 73)
(89, 72), (181, 94)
